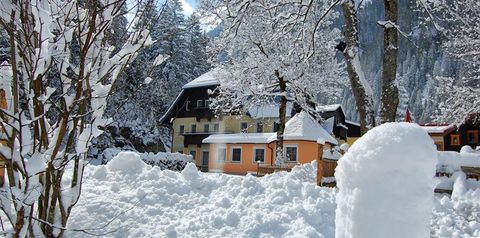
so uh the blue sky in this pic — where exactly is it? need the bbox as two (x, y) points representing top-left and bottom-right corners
(180, 0), (198, 16)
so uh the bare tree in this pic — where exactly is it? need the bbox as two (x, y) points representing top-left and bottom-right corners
(340, 0), (375, 134)
(0, 0), (157, 236)
(379, 0), (400, 123)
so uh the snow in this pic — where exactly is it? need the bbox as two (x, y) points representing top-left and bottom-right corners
(339, 143), (350, 153)
(203, 133), (275, 144)
(102, 149), (193, 171)
(460, 145), (480, 155)
(66, 152), (480, 238)
(437, 150), (480, 173)
(68, 160), (337, 237)
(108, 151), (145, 173)
(316, 104), (342, 112)
(420, 124), (455, 134)
(143, 77), (153, 84)
(267, 111), (337, 145)
(335, 123), (437, 238)
(345, 120), (360, 126)
(182, 68), (224, 89)
(321, 117), (334, 133)
(323, 149), (342, 161)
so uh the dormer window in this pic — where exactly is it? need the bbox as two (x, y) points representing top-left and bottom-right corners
(197, 100), (203, 108)
(185, 101), (190, 111)
(240, 122), (248, 133)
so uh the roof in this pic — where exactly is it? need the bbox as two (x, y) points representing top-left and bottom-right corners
(322, 117), (335, 133)
(203, 133), (275, 144)
(420, 124), (456, 134)
(267, 111), (338, 145)
(182, 68), (224, 89)
(159, 90), (184, 124)
(345, 120), (360, 126)
(316, 104), (342, 112)
(247, 103), (293, 119)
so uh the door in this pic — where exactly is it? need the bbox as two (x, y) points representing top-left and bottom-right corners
(201, 151), (209, 172)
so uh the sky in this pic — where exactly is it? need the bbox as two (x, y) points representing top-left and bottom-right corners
(180, 0), (197, 16)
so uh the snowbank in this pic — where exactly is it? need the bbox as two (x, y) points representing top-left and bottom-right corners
(67, 152), (480, 237)
(68, 159), (336, 237)
(437, 150), (480, 173)
(102, 149), (193, 171)
(335, 123), (437, 238)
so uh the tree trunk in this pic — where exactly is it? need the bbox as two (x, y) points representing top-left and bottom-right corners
(380, 0), (400, 123)
(275, 70), (287, 165)
(341, 0), (375, 134)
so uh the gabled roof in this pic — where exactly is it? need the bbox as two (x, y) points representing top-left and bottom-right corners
(159, 90), (184, 124)
(182, 68), (224, 89)
(160, 68), (225, 124)
(420, 124), (456, 135)
(267, 111), (337, 145)
(316, 104), (342, 112)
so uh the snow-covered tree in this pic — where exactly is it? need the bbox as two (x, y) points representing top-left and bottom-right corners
(422, 0), (480, 123)
(340, 0), (376, 133)
(98, 0), (211, 155)
(0, 0), (154, 236)
(200, 0), (345, 164)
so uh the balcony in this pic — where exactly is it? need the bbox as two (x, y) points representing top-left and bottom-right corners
(194, 108), (214, 121)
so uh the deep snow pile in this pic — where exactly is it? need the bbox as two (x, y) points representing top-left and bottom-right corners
(67, 151), (480, 237)
(68, 156), (336, 237)
(431, 190), (480, 237)
(335, 123), (437, 238)
(101, 149), (193, 171)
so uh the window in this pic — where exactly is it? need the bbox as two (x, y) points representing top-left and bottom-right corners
(179, 125), (184, 135)
(191, 124), (197, 133)
(189, 150), (196, 160)
(451, 134), (460, 146)
(285, 145), (298, 162)
(253, 148), (265, 163)
(204, 124), (210, 133)
(231, 147), (242, 162)
(240, 122), (248, 133)
(213, 123), (220, 133)
(185, 101), (190, 111)
(205, 100), (210, 108)
(256, 122), (263, 133)
(273, 122), (280, 132)
(197, 100), (203, 108)
(467, 130), (479, 144)
(434, 142), (444, 151)
(217, 147), (226, 162)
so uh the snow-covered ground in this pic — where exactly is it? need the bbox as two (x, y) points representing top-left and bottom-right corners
(67, 153), (480, 238)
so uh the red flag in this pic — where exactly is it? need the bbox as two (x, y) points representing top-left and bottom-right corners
(405, 108), (412, 123)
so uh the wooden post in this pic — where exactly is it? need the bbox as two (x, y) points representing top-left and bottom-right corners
(316, 143), (324, 186)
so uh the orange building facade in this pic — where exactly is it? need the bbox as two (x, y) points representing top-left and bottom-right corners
(203, 112), (338, 175)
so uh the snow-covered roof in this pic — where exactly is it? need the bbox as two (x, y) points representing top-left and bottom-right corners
(316, 104), (342, 112)
(203, 133), (276, 144)
(182, 68), (224, 89)
(159, 90), (184, 124)
(322, 117), (334, 133)
(267, 111), (338, 145)
(420, 124), (456, 134)
(345, 120), (360, 126)
(247, 103), (293, 119)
